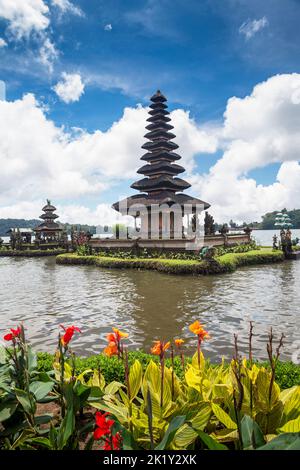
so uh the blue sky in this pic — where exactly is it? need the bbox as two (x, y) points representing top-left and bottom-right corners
(0, 0), (300, 224)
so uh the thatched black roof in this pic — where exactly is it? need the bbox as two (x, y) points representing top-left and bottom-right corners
(112, 90), (210, 212)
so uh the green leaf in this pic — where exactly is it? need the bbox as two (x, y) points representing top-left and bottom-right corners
(211, 403), (237, 430)
(27, 347), (38, 374)
(0, 401), (18, 422)
(240, 415), (265, 450)
(129, 360), (143, 401)
(173, 423), (198, 449)
(258, 433), (300, 450)
(57, 407), (75, 449)
(15, 388), (36, 415)
(104, 381), (125, 395)
(29, 381), (54, 401)
(194, 430), (228, 450)
(191, 403), (212, 431)
(155, 415), (186, 450)
(278, 415), (300, 433)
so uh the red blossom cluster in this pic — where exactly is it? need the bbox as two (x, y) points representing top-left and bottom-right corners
(60, 325), (81, 347)
(94, 411), (122, 450)
(3, 326), (22, 342)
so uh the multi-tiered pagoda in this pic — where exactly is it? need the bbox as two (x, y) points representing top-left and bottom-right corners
(113, 90), (210, 239)
(34, 200), (62, 240)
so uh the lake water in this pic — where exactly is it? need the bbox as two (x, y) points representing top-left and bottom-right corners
(0, 255), (299, 362)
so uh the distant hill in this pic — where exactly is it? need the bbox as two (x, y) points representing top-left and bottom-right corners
(0, 219), (103, 237)
(0, 219), (40, 236)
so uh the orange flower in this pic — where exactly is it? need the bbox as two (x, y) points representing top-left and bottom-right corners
(104, 342), (118, 357)
(151, 340), (170, 356)
(189, 320), (210, 340)
(189, 320), (204, 335)
(174, 338), (184, 348)
(112, 328), (128, 341)
(107, 333), (116, 343)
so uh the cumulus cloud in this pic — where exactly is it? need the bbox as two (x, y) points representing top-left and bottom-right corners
(0, 37), (7, 47)
(53, 72), (85, 103)
(0, 93), (217, 222)
(1, 74), (300, 225)
(51, 0), (83, 17)
(0, 0), (49, 39)
(104, 24), (112, 31)
(239, 16), (268, 40)
(192, 74), (300, 223)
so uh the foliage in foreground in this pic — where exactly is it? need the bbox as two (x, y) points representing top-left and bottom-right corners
(36, 352), (300, 391)
(1, 323), (300, 451)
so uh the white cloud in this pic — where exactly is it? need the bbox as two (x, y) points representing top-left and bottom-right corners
(104, 24), (112, 31)
(239, 16), (268, 40)
(39, 37), (59, 73)
(192, 74), (300, 223)
(0, 0), (49, 39)
(0, 37), (7, 47)
(1, 74), (300, 225)
(53, 72), (85, 103)
(51, 0), (83, 17)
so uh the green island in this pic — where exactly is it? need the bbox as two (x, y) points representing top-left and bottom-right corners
(56, 248), (285, 275)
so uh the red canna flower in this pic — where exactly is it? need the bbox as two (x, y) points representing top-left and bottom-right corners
(103, 432), (122, 450)
(94, 411), (116, 442)
(174, 338), (184, 348)
(60, 325), (81, 347)
(3, 326), (22, 342)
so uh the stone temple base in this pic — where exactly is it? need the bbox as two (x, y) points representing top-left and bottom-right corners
(89, 233), (251, 253)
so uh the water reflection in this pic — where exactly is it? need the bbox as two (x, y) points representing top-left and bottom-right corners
(0, 257), (299, 361)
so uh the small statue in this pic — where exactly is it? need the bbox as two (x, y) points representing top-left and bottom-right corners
(272, 234), (278, 250)
(286, 228), (293, 255)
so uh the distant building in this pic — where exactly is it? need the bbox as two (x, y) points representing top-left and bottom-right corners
(34, 200), (62, 241)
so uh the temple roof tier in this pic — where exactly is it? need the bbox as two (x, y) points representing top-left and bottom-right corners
(113, 191), (210, 212)
(40, 213), (59, 220)
(150, 90), (167, 102)
(140, 151), (182, 162)
(149, 102), (168, 110)
(131, 175), (191, 192)
(137, 162), (185, 176)
(142, 140), (179, 152)
(42, 203), (57, 212)
(148, 108), (170, 117)
(145, 122), (174, 131)
(146, 114), (172, 123)
(144, 129), (176, 140)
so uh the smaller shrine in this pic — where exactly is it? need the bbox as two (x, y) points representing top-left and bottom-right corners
(34, 200), (62, 242)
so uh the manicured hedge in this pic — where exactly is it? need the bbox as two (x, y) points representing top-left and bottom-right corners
(56, 249), (284, 275)
(37, 351), (300, 390)
(216, 249), (284, 272)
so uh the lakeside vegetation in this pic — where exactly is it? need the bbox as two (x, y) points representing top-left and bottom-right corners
(56, 249), (284, 275)
(1, 322), (300, 451)
(36, 351), (300, 391)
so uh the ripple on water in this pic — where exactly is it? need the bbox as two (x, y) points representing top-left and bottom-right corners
(0, 257), (299, 361)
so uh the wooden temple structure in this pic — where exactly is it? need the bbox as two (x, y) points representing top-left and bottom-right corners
(112, 90), (210, 240)
(90, 90), (251, 251)
(34, 200), (62, 242)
